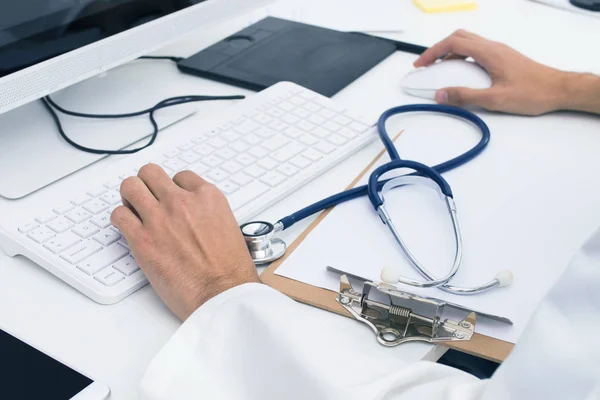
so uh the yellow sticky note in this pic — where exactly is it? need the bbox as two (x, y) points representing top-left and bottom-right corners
(414, 0), (477, 13)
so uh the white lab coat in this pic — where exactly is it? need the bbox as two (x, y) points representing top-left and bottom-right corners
(139, 229), (600, 399)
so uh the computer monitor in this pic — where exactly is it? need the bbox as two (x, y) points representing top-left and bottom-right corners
(0, 0), (271, 199)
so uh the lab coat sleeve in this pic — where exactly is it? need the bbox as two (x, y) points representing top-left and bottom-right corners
(140, 228), (600, 400)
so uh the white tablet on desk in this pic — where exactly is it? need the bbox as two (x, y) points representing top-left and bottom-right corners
(0, 328), (109, 399)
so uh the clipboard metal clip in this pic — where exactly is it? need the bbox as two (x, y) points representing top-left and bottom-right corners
(335, 274), (476, 347)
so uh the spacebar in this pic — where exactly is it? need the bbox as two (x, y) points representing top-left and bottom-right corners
(227, 181), (270, 211)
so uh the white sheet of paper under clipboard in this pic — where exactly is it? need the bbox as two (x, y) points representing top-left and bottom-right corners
(275, 111), (600, 344)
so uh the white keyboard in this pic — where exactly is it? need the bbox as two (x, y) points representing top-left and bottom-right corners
(0, 82), (376, 304)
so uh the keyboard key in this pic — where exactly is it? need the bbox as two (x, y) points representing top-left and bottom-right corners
(266, 107), (285, 118)
(35, 213), (57, 224)
(248, 146), (268, 159)
(293, 107), (311, 118)
(204, 154), (224, 168)
(236, 153), (256, 166)
(222, 131), (241, 142)
(316, 141), (337, 154)
(219, 122), (233, 131)
(277, 163), (299, 177)
(65, 209), (92, 224)
(254, 114), (273, 125)
(113, 256), (140, 276)
(244, 133), (261, 146)
(93, 229), (121, 246)
(179, 151), (202, 164)
(271, 143), (306, 163)
(312, 127), (330, 139)
(73, 222), (100, 239)
(27, 227), (55, 244)
(281, 114), (300, 125)
(303, 149), (324, 162)
(255, 127), (276, 139)
(87, 188), (107, 198)
(308, 114), (326, 125)
(283, 127), (303, 139)
(216, 148), (237, 161)
(260, 171), (287, 187)
(231, 172), (253, 186)
(18, 222), (39, 234)
(269, 120), (288, 132)
(189, 164), (210, 177)
(44, 233), (81, 254)
(334, 115), (352, 126)
(71, 195), (92, 206)
(61, 241), (103, 265)
(257, 158), (278, 170)
(289, 96), (306, 106)
(324, 121), (342, 132)
(164, 149), (181, 159)
(206, 169), (229, 183)
(47, 219), (74, 234)
(339, 127), (358, 139)
(327, 134), (348, 146)
(193, 143), (215, 156)
(319, 108), (336, 119)
(262, 136), (289, 151)
(303, 102), (320, 113)
(349, 121), (369, 133)
(222, 161), (243, 174)
(103, 179), (121, 189)
(202, 128), (220, 137)
(53, 204), (75, 215)
(208, 137), (227, 149)
(83, 200), (110, 215)
(245, 165), (267, 179)
(91, 213), (112, 229)
(234, 120), (260, 135)
(100, 191), (121, 206)
(77, 244), (129, 276)
(163, 159), (188, 173)
(290, 155), (312, 169)
(217, 180), (239, 195)
(178, 142), (195, 152)
(297, 120), (316, 132)
(94, 269), (126, 287)
(117, 238), (130, 250)
(228, 181), (270, 211)
(231, 141), (250, 153)
(278, 101), (296, 112)
(299, 134), (319, 146)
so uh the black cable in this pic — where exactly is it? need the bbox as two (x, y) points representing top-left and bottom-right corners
(41, 55), (245, 155)
(42, 95), (244, 155)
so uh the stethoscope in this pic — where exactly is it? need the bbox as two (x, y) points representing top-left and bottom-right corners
(241, 104), (514, 295)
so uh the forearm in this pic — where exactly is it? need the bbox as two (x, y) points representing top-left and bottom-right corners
(556, 72), (600, 114)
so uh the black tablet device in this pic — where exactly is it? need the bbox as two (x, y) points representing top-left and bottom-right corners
(178, 17), (398, 97)
(0, 328), (110, 399)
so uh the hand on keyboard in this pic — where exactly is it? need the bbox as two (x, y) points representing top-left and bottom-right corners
(112, 164), (260, 321)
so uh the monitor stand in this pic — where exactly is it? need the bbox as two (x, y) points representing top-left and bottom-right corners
(0, 59), (197, 200)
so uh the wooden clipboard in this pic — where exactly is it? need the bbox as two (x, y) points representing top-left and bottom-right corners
(261, 135), (514, 363)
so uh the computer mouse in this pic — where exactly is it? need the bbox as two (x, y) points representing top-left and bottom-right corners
(400, 59), (492, 100)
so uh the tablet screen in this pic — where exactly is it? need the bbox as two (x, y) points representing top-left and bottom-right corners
(0, 328), (94, 399)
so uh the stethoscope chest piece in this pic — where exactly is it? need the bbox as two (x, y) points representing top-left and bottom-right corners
(241, 221), (287, 265)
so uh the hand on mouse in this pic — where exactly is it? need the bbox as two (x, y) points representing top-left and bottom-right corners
(111, 164), (260, 321)
(414, 30), (566, 115)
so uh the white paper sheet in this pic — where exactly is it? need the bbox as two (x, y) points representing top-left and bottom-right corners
(276, 110), (600, 344)
(253, 0), (404, 32)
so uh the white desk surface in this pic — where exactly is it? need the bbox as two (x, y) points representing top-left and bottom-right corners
(1, 0), (599, 398)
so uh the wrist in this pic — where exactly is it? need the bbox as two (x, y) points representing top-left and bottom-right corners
(554, 71), (600, 114)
